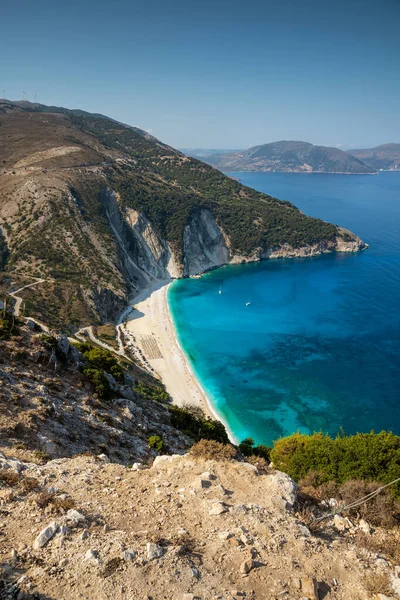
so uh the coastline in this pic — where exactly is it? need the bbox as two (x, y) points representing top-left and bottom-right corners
(122, 280), (237, 444)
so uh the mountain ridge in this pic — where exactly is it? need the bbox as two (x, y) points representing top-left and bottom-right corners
(347, 143), (400, 171)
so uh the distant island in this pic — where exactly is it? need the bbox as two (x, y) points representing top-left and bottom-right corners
(347, 143), (400, 172)
(183, 140), (400, 174)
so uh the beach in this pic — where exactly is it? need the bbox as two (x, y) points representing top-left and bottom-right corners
(122, 280), (224, 426)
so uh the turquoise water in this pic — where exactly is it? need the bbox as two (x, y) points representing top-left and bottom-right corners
(168, 172), (400, 445)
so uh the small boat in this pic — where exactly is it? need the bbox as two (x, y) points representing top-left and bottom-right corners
(219, 285), (222, 295)
(246, 298), (251, 306)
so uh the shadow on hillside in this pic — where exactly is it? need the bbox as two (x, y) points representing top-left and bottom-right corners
(1, 567), (57, 599)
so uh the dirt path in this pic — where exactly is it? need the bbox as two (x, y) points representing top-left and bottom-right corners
(10, 278), (45, 317)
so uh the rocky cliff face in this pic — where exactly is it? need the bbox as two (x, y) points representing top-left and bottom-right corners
(103, 190), (367, 297)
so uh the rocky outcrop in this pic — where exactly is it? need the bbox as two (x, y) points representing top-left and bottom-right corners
(102, 188), (367, 309)
(183, 209), (230, 276)
(0, 451), (393, 599)
(102, 188), (182, 291)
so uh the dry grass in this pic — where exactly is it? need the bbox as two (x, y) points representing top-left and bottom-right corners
(189, 439), (238, 461)
(363, 571), (392, 595)
(18, 476), (40, 494)
(34, 491), (75, 513)
(357, 530), (400, 564)
(246, 455), (270, 474)
(0, 469), (20, 486)
(298, 476), (400, 528)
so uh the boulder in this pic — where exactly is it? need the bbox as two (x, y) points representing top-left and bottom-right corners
(146, 542), (165, 560)
(33, 522), (59, 549)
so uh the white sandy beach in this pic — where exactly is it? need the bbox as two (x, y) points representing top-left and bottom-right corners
(122, 280), (222, 423)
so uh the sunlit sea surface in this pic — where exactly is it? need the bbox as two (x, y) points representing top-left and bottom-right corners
(168, 172), (400, 445)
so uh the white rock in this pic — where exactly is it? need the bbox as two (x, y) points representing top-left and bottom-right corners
(152, 454), (181, 467)
(66, 509), (86, 524)
(80, 530), (90, 541)
(359, 519), (371, 534)
(33, 522), (59, 549)
(84, 549), (100, 563)
(122, 549), (137, 561)
(333, 514), (352, 532)
(267, 470), (297, 509)
(98, 453), (111, 463)
(391, 574), (400, 595)
(131, 462), (146, 471)
(146, 542), (165, 560)
(209, 501), (228, 515)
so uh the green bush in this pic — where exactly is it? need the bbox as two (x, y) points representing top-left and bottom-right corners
(270, 431), (400, 496)
(82, 368), (111, 399)
(135, 382), (170, 403)
(147, 435), (164, 452)
(79, 347), (124, 381)
(0, 313), (20, 339)
(238, 437), (271, 460)
(168, 405), (229, 444)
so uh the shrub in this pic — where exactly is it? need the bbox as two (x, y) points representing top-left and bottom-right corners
(168, 405), (229, 444)
(0, 314), (20, 339)
(238, 437), (272, 460)
(135, 382), (170, 403)
(147, 435), (164, 452)
(0, 470), (19, 486)
(189, 439), (237, 461)
(82, 367), (111, 399)
(270, 431), (400, 497)
(80, 347), (124, 381)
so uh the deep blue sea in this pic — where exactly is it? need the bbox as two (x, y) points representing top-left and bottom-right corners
(168, 172), (400, 445)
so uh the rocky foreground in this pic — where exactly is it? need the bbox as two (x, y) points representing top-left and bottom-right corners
(0, 450), (399, 600)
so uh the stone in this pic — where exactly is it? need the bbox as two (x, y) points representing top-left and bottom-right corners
(66, 509), (86, 526)
(146, 542), (165, 560)
(298, 524), (312, 538)
(240, 559), (254, 575)
(333, 514), (351, 532)
(198, 478), (212, 489)
(391, 574), (400, 595)
(122, 549), (137, 561)
(98, 453), (111, 463)
(84, 549), (100, 564)
(209, 501), (228, 516)
(131, 462), (146, 471)
(33, 522), (59, 549)
(301, 576), (319, 600)
(358, 519), (371, 534)
(267, 470), (297, 508)
(80, 529), (90, 541)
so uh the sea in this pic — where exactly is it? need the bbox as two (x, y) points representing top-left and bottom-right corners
(168, 172), (400, 446)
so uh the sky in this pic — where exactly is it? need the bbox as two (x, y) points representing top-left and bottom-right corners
(1, 0), (399, 149)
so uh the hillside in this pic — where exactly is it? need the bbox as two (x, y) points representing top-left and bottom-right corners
(1, 321), (400, 599)
(0, 101), (366, 330)
(197, 141), (375, 173)
(348, 144), (400, 171)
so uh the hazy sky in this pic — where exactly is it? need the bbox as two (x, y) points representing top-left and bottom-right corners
(1, 0), (399, 149)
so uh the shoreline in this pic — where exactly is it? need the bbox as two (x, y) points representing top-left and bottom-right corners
(122, 280), (237, 444)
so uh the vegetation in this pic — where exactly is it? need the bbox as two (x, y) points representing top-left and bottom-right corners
(270, 431), (400, 497)
(71, 115), (339, 258)
(75, 342), (125, 398)
(147, 435), (165, 452)
(0, 230), (8, 270)
(189, 439), (238, 461)
(0, 313), (20, 339)
(135, 382), (170, 403)
(238, 437), (271, 460)
(168, 405), (229, 444)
